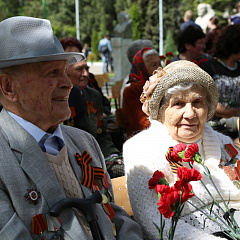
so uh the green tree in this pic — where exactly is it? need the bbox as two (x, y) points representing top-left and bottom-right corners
(129, 2), (142, 40)
(0, 0), (237, 58)
(0, 0), (22, 21)
(91, 30), (100, 60)
(164, 30), (178, 56)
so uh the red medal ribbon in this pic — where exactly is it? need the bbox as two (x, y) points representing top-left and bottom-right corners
(70, 107), (76, 118)
(76, 151), (105, 188)
(32, 213), (47, 235)
(225, 143), (238, 159)
(223, 160), (240, 181)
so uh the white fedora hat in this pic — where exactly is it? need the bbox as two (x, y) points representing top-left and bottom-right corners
(0, 16), (85, 68)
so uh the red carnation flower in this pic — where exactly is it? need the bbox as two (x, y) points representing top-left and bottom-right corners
(148, 170), (165, 189)
(174, 180), (195, 203)
(155, 184), (169, 194)
(183, 143), (199, 164)
(166, 59), (171, 65)
(157, 186), (180, 218)
(177, 167), (202, 183)
(171, 143), (187, 162)
(166, 52), (174, 57)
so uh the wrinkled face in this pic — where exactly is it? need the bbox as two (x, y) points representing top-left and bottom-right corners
(145, 55), (161, 76)
(161, 85), (208, 143)
(67, 60), (89, 91)
(10, 60), (73, 131)
(186, 38), (205, 60)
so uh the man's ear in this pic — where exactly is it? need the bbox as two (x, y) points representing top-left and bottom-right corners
(0, 74), (18, 102)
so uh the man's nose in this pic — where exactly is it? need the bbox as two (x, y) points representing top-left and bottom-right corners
(60, 74), (73, 89)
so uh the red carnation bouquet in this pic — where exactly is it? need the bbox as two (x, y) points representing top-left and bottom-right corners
(159, 52), (174, 67)
(149, 143), (240, 240)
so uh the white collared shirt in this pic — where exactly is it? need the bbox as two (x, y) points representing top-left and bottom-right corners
(8, 111), (64, 154)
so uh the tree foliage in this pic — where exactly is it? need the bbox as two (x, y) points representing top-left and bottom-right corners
(0, 0), (237, 53)
(129, 2), (142, 40)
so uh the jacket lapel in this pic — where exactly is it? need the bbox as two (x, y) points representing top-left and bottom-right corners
(0, 109), (66, 206)
(0, 109), (92, 239)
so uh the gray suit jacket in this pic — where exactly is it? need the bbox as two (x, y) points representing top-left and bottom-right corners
(0, 109), (143, 239)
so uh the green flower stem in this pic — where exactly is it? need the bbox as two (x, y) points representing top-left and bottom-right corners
(202, 164), (229, 211)
(190, 162), (240, 235)
(189, 162), (228, 213)
(160, 213), (164, 239)
(201, 164), (240, 229)
(189, 163), (226, 214)
(187, 200), (239, 239)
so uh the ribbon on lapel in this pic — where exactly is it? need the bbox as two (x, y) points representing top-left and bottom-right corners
(76, 151), (105, 188)
(86, 101), (97, 115)
(220, 143), (239, 166)
(166, 147), (183, 174)
(223, 160), (240, 181)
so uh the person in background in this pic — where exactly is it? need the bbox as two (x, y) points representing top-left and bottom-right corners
(61, 37), (111, 115)
(120, 39), (154, 108)
(98, 34), (113, 73)
(199, 24), (240, 141)
(122, 47), (161, 138)
(66, 58), (125, 179)
(204, 16), (222, 57)
(171, 25), (212, 63)
(82, 43), (89, 59)
(124, 60), (240, 240)
(180, 10), (201, 30)
(0, 16), (143, 240)
(64, 85), (89, 132)
(229, 1), (240, 25)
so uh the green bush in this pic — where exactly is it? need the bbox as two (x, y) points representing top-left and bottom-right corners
(87, 53), (97, 62)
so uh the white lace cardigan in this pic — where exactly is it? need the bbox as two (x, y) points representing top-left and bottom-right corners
(123, 120), (240, 240)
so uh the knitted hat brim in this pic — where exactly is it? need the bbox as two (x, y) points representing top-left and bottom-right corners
(149, 61), (218, 121)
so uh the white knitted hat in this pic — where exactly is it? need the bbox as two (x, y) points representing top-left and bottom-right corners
(141, 60), (218, 121)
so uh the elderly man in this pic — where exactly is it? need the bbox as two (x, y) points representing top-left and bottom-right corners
(66, 59), (124, 179)
(0, 16), (143, 240)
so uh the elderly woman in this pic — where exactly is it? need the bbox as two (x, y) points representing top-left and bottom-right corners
(122, 47), (161, 138)
(123, 60), (240, 240)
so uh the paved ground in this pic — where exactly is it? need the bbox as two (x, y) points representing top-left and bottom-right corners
(87, 62), (104, 75)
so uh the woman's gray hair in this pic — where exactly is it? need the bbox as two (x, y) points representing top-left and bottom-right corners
(142, 49), (159, 65)
(158, 82), (210, 120)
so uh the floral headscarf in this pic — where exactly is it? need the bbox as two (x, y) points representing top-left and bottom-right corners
(128, 47), (152, 84)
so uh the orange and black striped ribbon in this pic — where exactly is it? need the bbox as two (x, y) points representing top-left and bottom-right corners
(31, 213), (47, 235)
(86, 101), (97, 115)
(76, 151), (105, 189)
(165, 147), (183, 174)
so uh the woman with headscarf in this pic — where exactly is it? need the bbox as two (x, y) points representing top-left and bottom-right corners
(122, 47), (161, 138)
(123, 60), (240, 239)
